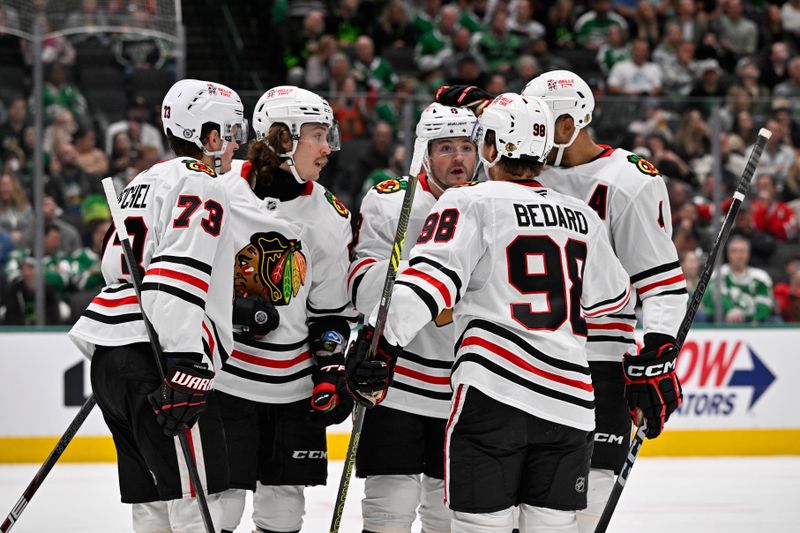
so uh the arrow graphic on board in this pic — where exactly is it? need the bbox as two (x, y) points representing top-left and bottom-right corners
(728, 347), (776, 410)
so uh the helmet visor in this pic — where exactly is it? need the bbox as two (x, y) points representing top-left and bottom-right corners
(298, 122), (341, 152)
(225, 119), (249, 145)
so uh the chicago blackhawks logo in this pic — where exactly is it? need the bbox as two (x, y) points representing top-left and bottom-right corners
(182, 159), (216, 177)
(324, 191), (349, 218)
(235, 232), (307, 305)
(627, 154), (659, 176)
(374, 178), (407, 194)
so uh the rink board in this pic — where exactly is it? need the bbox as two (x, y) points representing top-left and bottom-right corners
(0, 327), (798, 463)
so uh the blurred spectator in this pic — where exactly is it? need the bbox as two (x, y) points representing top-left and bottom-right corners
(104, 96), (164, 158)
(1, 258), (61, 325)
(773, 57), (800, 116)
(284, 9), (326, 72)
(42, 63), (88, 123)
(759, 41), (790, 90)
(509, 0), (546, 46)
(733, 110), (756, 146)
(773, 255), (800, 322)
(751, 118), (797, 188)
(596, 23), (630, 75)
(507, 54), (539, 93)
(653, 21), (682, 69)
(449, 54), (488, 87)
(575, 0), (628, 51)
(607, 38), (662, 96)
(65, 0), (111, 47)
(702, 235), (774, 323)
(455, 0), (485, 34)
(0, 173), (33, 245)
(415, 4), (458, 72)
(303, 35), (338, 92)
(326, 52), (352, 95)
(358, 143), (407, 201)
(715, 0), (758, 58)
(22, 19), (76, 66)
(772, 100), (800, 149)
(46, 142), (103, 222)
(662, 40), (701, 97)
(73, 127), (109, 177)
(43, 108), (77, 161)
(112, 1), (168, 72)
(353, 35), (398, 92)
(735, 59), (770, 117)
(473, 9), (522, 72)
(351, 121), (394, 198)
(751, 174), (798, 241)
(413, 0), (442, 37)
(687, 59), (727, 117)
(7, 223), (71, 298)
(646, 134), (693, 184)
(730, 202), (776, 267)
(441, 27), (477, 81)
(633, 1), (660, 47)
(331, 76), (369, 141)
(547, 0), (578, 50)
(484, 72), (507, 95)
(782, 0), (800, 40)
(375, 78), (421, 137)
(108, 131), (133, 178)
(671, 0), (707, 44)
(372, 0), (416, 53)
(695, 31), (737, 72)
(679, 249), (710, 321)
(718, 85), (752, 132)
(761, 4), (786, 48)
(528, 37), (572, 72)
(21, 195), (81, 254)
(327, 0), (369, 47)
(69, 219), (110, 293)
(673, 201), (711, 256)
(0, 95), (27, 162)
(675, 109), (710, 163)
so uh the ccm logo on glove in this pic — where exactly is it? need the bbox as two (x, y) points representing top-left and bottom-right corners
(625, 359), (677, 378)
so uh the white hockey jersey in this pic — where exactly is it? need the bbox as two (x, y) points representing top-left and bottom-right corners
(215, 160), (357, 403)
(537, 147), (688, 361)
(379, 180), (632, 432)
(69, 157), (234, 368)
(350, 174), (455, 419)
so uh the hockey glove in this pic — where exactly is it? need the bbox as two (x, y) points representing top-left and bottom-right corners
(434, 85), (494, 116)
(232, 293), (280, 339)
(345, 325), (402, 408)
(148, 356), (215, 437)
(309, 330), (354, 426)
(623, 334), (683, 439)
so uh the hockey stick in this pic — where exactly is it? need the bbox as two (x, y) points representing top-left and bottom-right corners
(594, 127), (772, 533)
(329, 137), (428, 533)
(0, 395), (96, 532)
(101, 178), (216, 533)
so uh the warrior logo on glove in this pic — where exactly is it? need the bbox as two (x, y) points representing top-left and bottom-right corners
(235, 231), (307, 305)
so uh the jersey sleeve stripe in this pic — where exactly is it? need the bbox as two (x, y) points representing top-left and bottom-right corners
(306, 302), (352, 315)
(233, 335), (309, 352)
(637, 273), (686, 295)
(393, 380), (453, 401)
(395, 280), (440, 321)
(587, 335), (637, 345)
(401, 349), (454, 370)
(583, 284), (631, 316)
(394, 364), (451, 385)
(606, 312), (637, 320)
(403, 267), (453, 308)
(630, 260), (681, 284)
(350, 271), (368, 306)
(91, 295), (139, 308)
(651, 287), (689, 297)
(348, 258), (377, 286)
(145, 268), (209, 292)
(221, 363), (313, 384)
(103, 283), (134, 293)
(151, 255), (212, 275)
(409, 256), (463, 300)
(586, 322), (635, 332)
(460, 336), (594, 392)
(82, 310), (142, 324)
(230, 349), (311, 368)
(141, 282), (205, 309)
(201, 322), (215, 357)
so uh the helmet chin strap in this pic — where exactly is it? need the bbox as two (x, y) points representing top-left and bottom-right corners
(283, 139), (307, 184)
(552, 126), (582, 167)
(203, 140), (228, 174)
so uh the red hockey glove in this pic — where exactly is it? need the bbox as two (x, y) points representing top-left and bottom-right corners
(345, 325), (401, 408)
(148, 356), (214, 437)
(434, 85), (494, 116)
(309, 330), (354, 426)
(623, 334), (683, 439)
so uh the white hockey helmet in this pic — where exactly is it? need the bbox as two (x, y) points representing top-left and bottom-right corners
(415, 103), (478, 181)
(161, 79), (247, 154)
(474, 93), (555, 169)
(252, 86), (340, 183)
(522, 70), (594, 165)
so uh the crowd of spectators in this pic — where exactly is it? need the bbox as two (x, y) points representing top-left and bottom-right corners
(1, 0), (800, 325)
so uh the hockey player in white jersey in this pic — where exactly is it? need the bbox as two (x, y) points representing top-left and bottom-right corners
(348, 103), (478, 533)
(346, 93), (633, 533)
(215, 86), (357, 533)
(69, 79), (247, 532)
(436, 75), (687, 532)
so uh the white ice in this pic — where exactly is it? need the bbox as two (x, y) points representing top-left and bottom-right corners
(1, 457), (798, 532)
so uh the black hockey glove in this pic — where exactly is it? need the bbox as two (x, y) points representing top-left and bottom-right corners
(623, 333), (683, 439)
(309, 330), (354, 426)
(345, 325), (402, 408)
(232, 293), (280, 339)
(148, 356), (215, 437)
(434, 85), (494, 115)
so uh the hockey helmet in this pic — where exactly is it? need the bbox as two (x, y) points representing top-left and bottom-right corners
(473, 93), (555, 168)
(415, 103), (478, 180)
(161, 79), (248, 150)
(522, 70), (594, 165)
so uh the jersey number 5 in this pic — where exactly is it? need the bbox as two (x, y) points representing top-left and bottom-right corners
(507, 236), (587, 335)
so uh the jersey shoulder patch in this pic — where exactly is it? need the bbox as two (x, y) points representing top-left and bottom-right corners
(182, 159), (217, 177)
(373, 176), (408, 194)
(324, 190), (349, 218)
(451, 180), (480, 188)
(625, 153), (660, 177)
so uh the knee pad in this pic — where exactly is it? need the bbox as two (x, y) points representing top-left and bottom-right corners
(168, 492), (225, 533)
(451, 508), (513, 533)
(253, 484), (305, 532)
(419, 475), (450, 533)
(518, 505), (577, 533)
(219, 488), (248, 531)
(132, 501), (171, 533)
(576, 468), (615, 533)
(362, 474), (421, 533)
